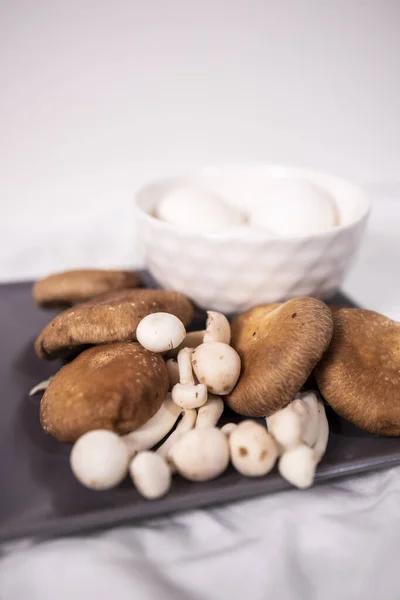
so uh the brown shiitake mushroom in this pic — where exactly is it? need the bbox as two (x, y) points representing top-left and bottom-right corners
(226, 297), (334, 417)
(315, 308), (400, 436)
(33, 269), (143, 308)
(34, 288), (193, 360)
(40, 342), (169, 442)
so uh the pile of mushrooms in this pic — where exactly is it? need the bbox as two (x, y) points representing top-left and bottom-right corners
(69, 308), (330, 498)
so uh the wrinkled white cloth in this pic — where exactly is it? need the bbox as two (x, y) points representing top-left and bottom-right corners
(1, 465), (399, 600)
(0, 191), (400, 600)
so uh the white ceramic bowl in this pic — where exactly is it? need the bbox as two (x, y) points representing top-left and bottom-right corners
(134, 165), (370, 313)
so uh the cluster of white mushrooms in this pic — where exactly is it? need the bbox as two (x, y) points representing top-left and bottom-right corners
(69, 310), (329, 498)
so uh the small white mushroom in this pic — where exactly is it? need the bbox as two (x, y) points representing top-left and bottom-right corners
(229, 420), (278, 477)
(203, 311), (231, 344)
(70, 430), (130, 490)
(220, 423), (238, 437)
(170, 428), (230, 481)
(29, 376), (52, 396)
(278, 444), (316, 489)
(166, 358), (180, 389)
(129, 451), (172, 499)
(192, 342), (241, 395)
(171, 348), (208, 409)
(122, 395), (182, 457)
(156, 409), (197, 460)
(136, 312), (186, 353)
(195, 395), (224, 429)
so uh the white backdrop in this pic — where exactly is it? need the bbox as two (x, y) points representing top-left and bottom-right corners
(1, 0), (400, 280)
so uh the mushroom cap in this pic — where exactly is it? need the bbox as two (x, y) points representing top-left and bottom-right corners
(229, 420), (278, 477)
(40, 342), (169, 442)
(170, 428), (229, 481)
(136, 312), (186, 353)
(70, 430), (130, 490)
(35, 288), (193, 360)
(129, 451), (172, 499)
(33, 269), (143, 308)
(315, 308), (400, 436)
(226, 297), (334, 417)
(191, 342), (241, 395)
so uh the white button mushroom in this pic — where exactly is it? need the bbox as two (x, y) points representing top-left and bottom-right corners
(229, 420), (278, 477)
(278, 444), (316, 489)
(136, 312), (186, 353)
(203, 311), (231, 345)
(129, 451), (172, 499)
(220, 423), (238, 437)
(249, 178), (338, 236)
(170, 428), (230, 482)
(192, 341), (241, 395)
(171, 348), (208, 409)
(166, 330), (206, 358)
(70, 430), (130, 490)
(156, 184), (245, 234)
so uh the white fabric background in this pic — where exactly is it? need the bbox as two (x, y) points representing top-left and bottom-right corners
(1, 1), (400, 598)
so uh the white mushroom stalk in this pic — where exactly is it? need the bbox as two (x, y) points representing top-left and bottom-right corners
(156, 409), (197, 461)
(122, 395), (182, 457)
(136, 312), (186, 353)
(129, 451), (172, 499)
(195, 395), (224, 429)
(229, 421), (278, 477)
(29, 376), (53, 396)
(166, 330), (206, 358)
(267, 391), (329, 489)
(171, 348), (208, 409)
(166, 358), (180, 389)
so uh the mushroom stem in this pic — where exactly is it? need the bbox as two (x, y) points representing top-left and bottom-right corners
(177, 347), (195, 385)
(195, 396), (224, 429)
(29, 376), (53, 396)
(313, 400), (329, 463)
(300, 392), (320, 447)
(166, 358), (180, 389)
(203, 311), (231, 344)
(122, 395), (182, 458)
(171, 348), (208, 409)
(166, 330), (206, 358)
(156, 409), (197, 461)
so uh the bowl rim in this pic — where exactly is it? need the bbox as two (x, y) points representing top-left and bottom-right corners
(134, 164), (372, 242)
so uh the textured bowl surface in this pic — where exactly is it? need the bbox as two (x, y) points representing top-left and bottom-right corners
(135, 166), (370, 312)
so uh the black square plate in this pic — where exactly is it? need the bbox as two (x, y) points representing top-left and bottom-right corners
(1, 281), (399, 543)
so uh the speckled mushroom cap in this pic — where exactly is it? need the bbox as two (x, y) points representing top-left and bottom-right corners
(315, 308), (400, 436)
(34, 288), (194, 360)
(33, 269), (143, 308)
(226, 297), (334, 417)
(40, 342), (169, 442)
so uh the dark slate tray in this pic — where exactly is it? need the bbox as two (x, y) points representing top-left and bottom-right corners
(0, 281), (399, 543)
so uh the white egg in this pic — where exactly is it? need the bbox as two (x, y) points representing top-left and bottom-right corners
(249, 178), (339, 236)
(156, 185), (245, 233)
